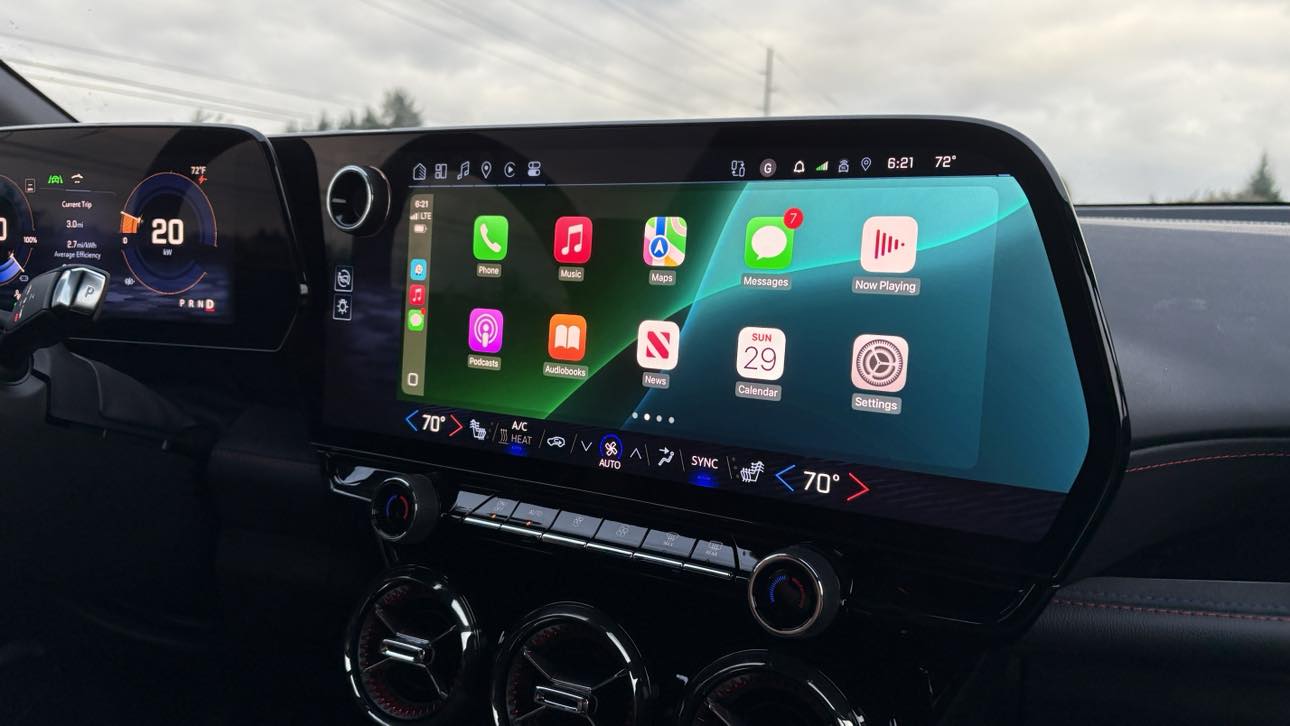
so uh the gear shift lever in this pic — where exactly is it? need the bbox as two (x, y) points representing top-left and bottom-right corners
(1, 265), (109, 378)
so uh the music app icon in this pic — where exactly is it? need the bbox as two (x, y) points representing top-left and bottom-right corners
(553, 216), (593, 264)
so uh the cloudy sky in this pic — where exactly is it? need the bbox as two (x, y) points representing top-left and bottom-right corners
(4, 0), (1288, 202)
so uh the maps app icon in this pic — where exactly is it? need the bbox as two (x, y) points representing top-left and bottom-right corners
(642, 216), (687, 267)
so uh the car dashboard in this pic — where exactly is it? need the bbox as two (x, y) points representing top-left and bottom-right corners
(2, 117), (1286, 726)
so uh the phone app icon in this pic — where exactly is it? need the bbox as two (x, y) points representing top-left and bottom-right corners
(407, 284), (426, 306)
(406, 308), (426, 332)
(468, 308), (504, 353)
(553, 216), (592, 264)
(860, 216), (917, 273)
(851, 334), (909, 392)
(744, 216), (795, 269)
(409, 258), (427, 280)
(548, 314), (587, 361)
(473, 215), (509, 261)
(642, 216), (687, 267)
(637, 320), (680, 371)
(736, 326), (786, 381)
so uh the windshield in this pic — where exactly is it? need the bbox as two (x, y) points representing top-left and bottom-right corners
(2, 0), (1285, 204)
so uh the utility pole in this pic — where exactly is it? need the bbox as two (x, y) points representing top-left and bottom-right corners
(762, 46), (774, 117)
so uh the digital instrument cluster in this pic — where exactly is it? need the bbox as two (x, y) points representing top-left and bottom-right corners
(0, 125), (300, 349)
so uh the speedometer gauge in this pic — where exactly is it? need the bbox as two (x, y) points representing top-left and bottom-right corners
(118, 172), (217, 296)
(0, 175), (38, 292)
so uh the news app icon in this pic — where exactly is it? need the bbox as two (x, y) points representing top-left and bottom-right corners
(468, 308), (504, 354)
(548, 314), (587, 362)
(851, 334), (909, 392)
(553, 216), (593, 264)
(636, 320), (680, 371)
(860, 216), (918, 273)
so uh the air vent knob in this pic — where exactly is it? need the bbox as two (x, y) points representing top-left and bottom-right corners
(326, 164), (388, 234)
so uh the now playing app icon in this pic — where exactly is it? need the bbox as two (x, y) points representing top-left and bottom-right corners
(636, 320), (680, 371)
(860, 215), (918, 273)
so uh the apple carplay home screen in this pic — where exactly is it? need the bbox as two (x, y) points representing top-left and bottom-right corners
(390, 172), (1090, 530)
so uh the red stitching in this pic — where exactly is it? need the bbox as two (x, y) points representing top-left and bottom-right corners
(1053, 598), (1290, 623)
(1126, 452), (1290, 473)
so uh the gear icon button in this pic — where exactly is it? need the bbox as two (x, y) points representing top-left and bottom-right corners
(851, 334), (908, 392)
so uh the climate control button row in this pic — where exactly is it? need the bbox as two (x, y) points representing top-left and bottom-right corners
(455, 492), (755, 579)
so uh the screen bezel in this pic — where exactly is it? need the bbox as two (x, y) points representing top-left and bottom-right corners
(298, 117), (1129, 580)
(0, 123), (304, 351)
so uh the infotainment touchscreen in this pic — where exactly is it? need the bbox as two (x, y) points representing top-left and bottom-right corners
(307, 119), (1123, 552)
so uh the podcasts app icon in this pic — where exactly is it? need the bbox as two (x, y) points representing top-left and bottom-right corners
(468, 308), (504, 354)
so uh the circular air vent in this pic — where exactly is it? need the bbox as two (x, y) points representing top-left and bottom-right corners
(678, 651), (864, 726)
(326, 164), (388, 234)
(345, 567), (483, 724)
(491, 603), (653, 726)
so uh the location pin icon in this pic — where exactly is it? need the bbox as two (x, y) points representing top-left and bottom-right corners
(860, 157), (873, 172)
(481, 161), (493, 178)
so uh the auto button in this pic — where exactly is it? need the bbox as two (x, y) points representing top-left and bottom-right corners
(511, 502), (559, 530)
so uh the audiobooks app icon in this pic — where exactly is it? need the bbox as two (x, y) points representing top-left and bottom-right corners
(860, 216), (918, 273)
(548, 314), (587, 361)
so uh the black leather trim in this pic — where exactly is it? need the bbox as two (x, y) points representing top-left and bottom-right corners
(1026, 577), (1290, 669)
(1069, 438), (1290, 578)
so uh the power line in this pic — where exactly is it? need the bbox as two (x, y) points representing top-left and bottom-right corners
(0, 30), (362, 110)
(7, 58), (313, 123)
(18, 73), (304, 124)
(657, 6), (842, 112)
(363, 0), (658, 117)
(507, 0), (756, 112)
(416, 0), (700, 115)
(598, 0), (762, 84)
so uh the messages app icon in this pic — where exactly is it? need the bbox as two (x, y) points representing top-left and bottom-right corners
(744, 216), (794, 269)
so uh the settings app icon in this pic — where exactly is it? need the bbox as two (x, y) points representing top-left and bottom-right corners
(851, 334), (909, 392)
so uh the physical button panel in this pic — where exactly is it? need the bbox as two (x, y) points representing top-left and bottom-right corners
(457, 493), (756, 580)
